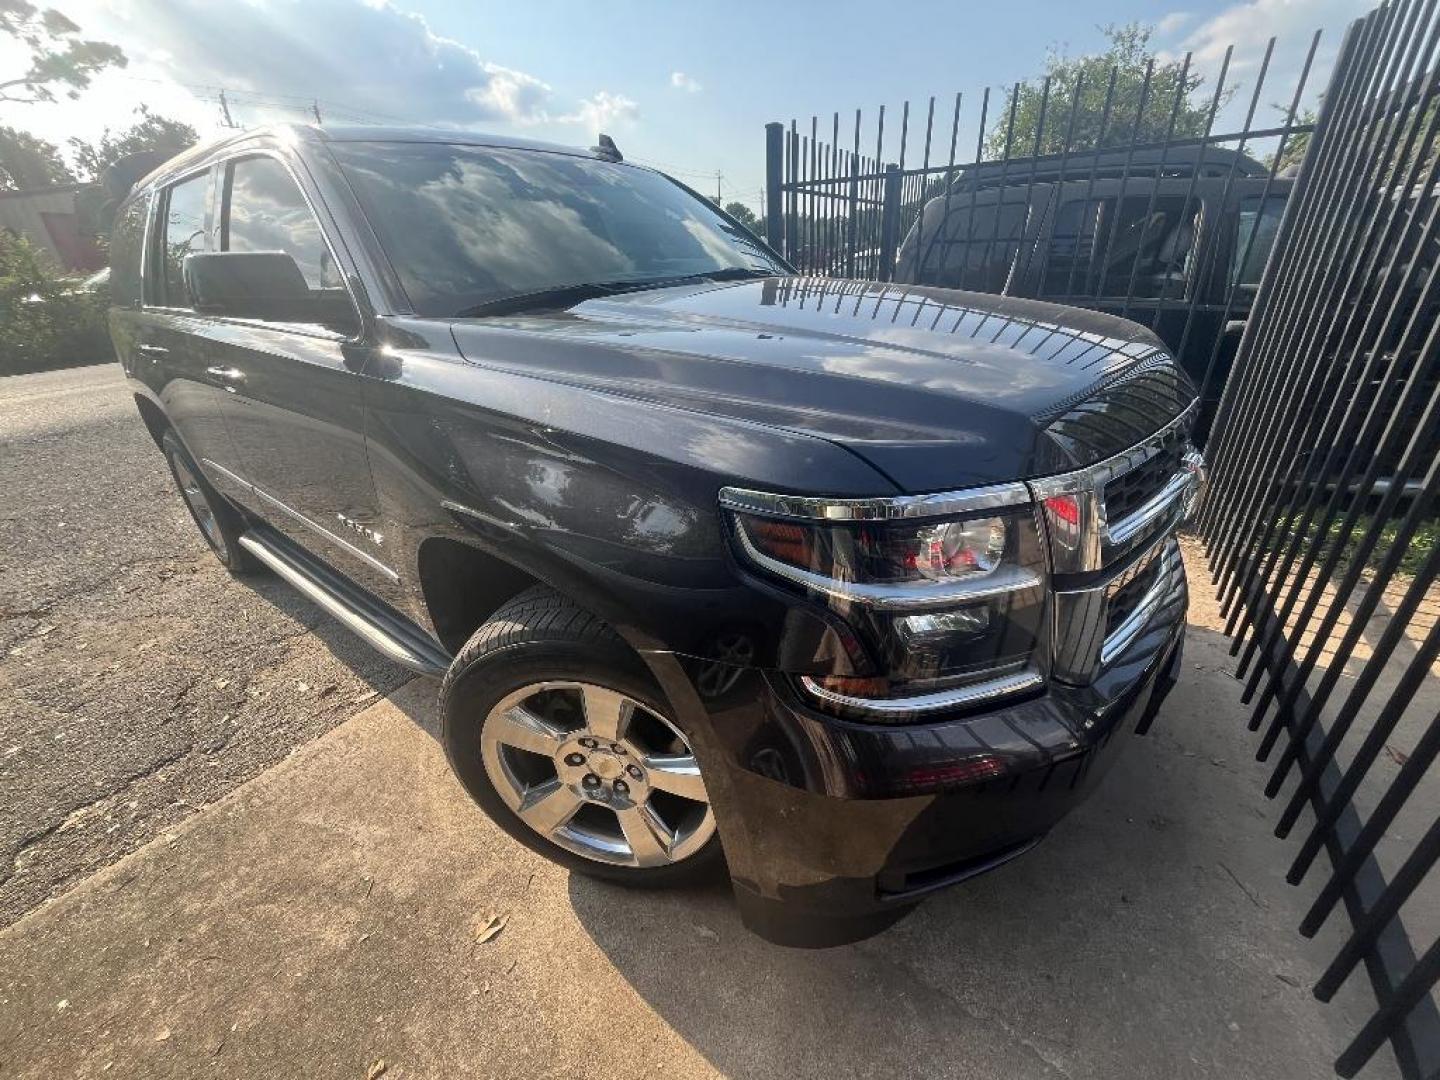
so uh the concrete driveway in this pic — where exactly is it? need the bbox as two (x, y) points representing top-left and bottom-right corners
(0, 365), (1397, 1079)
(0, 585), (1396, 1078)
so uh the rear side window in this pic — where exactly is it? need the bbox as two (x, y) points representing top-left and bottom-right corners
(158, 172), (210, 307)
(1232, 195), (1285, 287)
(909, 198), (1029, 292)
(1044, 195), (1199, 299)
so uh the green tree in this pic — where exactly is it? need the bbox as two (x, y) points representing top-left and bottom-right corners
(0, 125), (74, 189)
(1268, 107), (1315, 173)
(0, 230), (109, 375)
(68, 105), (197, 182)
(986, 23), (1229, 159)
(724, 200), (764, 237)
(0, 1), (126, 105)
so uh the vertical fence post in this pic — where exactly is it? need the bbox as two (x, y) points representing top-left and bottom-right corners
(878, 164), (903, 281)
(764, 122), (784, 258)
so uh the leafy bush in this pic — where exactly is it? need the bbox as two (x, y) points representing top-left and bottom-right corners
(0, 231), (110, 376)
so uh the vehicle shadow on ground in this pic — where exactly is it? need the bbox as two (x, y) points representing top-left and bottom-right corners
(564, 620), (1378, 1080)
(233, 570), (416, 696)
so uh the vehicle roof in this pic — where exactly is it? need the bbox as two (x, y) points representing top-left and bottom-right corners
(948, 144), (1271, 191)
(125, 123), (616, 199)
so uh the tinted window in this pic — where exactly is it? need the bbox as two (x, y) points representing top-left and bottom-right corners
(160, 172), (209, 307)
(906, 197), (1029, 292)
(1232, 195), (1285, 287)
(330, 142), (783, 317)
(1044, 195), (1199, 299)
(220, 156), (355, 335)
(223, 157), (341, 289)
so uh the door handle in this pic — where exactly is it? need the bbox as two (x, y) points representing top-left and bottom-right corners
(205, 365), (246, 390)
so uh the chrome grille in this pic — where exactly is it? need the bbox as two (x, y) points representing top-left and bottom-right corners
(1104, 442), (1185, 524)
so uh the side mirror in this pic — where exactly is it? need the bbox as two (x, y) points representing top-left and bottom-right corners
(183, 251), (313, 321)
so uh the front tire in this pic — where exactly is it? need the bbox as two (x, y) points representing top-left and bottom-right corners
(440, 586), (722, 886)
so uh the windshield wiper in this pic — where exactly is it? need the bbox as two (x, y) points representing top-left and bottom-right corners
(452, 267), (776, 318)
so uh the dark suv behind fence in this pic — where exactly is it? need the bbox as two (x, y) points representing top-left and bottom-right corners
(894, 147), (1292, 443)
(107, 125), (1204, 946)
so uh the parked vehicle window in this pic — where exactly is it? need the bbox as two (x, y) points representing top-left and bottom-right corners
(1232, 195), (1285, 287)
(329, 142), (784, 317)
(220, 156), (356, 335)
(911, 200), (1028, 293)
(1044, 196), (1199, 299)
(159, 172), (209, 308)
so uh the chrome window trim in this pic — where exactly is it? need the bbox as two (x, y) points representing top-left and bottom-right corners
(798, 666), (1044, 715)
(730, 515), (1042, 610)
(719, 481), (1030, 522)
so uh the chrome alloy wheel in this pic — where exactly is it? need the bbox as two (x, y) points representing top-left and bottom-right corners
(480, 681), (715, 867)
(170, 454), (228, 560)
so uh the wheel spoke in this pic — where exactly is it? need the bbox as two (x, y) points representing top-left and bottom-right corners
(616, 804), (674, 867)
(517, 780), (583, 836)
(643, 754), (708, 803)
(579, 685), (632, 742)
(491, 705), (567, 757)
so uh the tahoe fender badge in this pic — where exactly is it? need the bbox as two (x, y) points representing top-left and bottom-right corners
(336, 512), (384, 546)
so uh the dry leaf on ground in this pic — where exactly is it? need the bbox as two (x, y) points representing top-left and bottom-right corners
(476, 914), (508, 943)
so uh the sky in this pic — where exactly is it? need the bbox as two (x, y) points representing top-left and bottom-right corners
(2, 0), (1373, 211)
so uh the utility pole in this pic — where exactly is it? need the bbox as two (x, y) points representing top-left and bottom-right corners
(715, 170), (722, 203)
(218, 90), (236, 129)
(311, 99), (323, 125)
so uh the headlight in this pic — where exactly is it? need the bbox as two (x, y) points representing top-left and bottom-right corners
(721, 485), (1048, 717)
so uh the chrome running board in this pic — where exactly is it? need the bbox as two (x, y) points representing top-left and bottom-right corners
(238, 528), (451, 676)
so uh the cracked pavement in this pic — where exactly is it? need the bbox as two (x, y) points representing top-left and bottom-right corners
(0, 364), (410, 927)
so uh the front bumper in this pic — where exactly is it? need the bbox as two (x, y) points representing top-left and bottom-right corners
(659, 537), (1188, 947)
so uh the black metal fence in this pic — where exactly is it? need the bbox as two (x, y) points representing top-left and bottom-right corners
(763, 37), (1319, 443)
(767, 2), (1440, 1076)
(1200, 0), (1440, 1076)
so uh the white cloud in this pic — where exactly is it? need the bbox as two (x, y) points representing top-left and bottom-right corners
(469, 63), (554, 121)
(1155, 11), (1193, 37)
(1150, 0), (1371, 136)
(78, 0), (559, 125)
(558, 91), (639, 133)
(1169, 0), (1370, 76)
(2, 0), (638, 149)
(669, 71), (702, 94)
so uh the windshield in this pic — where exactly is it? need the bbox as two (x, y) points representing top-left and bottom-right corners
(330, 141), (782, 317)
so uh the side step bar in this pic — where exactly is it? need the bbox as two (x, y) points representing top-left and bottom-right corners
(238, 528), (452, 676)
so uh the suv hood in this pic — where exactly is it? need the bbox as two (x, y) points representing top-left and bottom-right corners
(448, 276), (1194, 492)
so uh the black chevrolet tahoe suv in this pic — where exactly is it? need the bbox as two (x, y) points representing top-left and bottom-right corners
(108, 125), (1204, 947)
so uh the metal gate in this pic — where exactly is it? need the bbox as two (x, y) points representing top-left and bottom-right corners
(765, 1), (1439, 1075)
(763, 36), (1318, 444)
(1200, 0), (1440, 1075)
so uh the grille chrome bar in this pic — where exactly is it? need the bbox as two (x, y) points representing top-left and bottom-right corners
(1029, 398), (1201, 575)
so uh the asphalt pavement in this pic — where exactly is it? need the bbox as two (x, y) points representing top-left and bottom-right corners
(0, 363), (410, 928)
